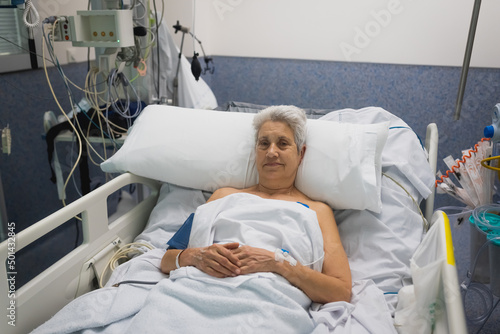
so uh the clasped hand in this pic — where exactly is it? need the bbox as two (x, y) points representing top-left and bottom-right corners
(191, 242), (277, 278)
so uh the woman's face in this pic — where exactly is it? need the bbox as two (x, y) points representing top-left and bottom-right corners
(255, 121), (305, 184)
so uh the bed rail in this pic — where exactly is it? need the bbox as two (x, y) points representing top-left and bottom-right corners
(0, 173), (161, 334)
(395, 210), (467, 333)
(424, 123), (438, 223)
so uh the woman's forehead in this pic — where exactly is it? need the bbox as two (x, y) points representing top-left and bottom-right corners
(258, 121), (294, 138)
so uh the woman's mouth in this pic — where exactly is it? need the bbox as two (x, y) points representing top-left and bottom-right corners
(264, 162), (282, 167)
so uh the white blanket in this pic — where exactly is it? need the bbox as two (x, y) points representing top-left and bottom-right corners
(32, 194), (396, 334)
(189, 193), (325, 272)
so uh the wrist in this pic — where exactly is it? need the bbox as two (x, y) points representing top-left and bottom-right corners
(175, 249), (185, 269)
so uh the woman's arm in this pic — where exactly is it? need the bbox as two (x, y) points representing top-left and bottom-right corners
(232, 202), (352, 304)
(160, 243), (242, 278)
(161, 187), (243, 277)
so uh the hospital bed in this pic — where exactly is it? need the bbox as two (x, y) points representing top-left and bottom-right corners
(0, 103), (467, 333)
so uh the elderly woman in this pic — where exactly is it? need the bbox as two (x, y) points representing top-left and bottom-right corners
(31, 105), (353, 334)
(161, 105), (351, 304)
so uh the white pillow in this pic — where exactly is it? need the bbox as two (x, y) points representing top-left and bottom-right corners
(296, 119), (388, 212)
(101, 105), (389, 212)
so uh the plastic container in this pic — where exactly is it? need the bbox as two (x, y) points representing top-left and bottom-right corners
(439, 206), (472, 228)
(469, 215), (490, 283)
(488, 234), (500, 297)
(470, 205), (500, 285)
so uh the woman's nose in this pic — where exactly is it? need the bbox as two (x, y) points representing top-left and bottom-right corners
(266, 143), (278, 157)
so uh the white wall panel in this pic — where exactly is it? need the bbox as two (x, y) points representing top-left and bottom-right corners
(23, 0), (500, 68)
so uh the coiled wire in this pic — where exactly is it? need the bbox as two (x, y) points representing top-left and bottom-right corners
(23, 0), (40, 28)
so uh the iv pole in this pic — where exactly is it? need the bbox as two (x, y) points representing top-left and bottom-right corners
(454, 0), (482, 120)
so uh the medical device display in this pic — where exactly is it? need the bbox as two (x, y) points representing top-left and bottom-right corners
(66, 10), (135, 48)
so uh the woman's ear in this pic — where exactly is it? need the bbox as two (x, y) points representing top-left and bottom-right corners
(299, 146), (306, 164)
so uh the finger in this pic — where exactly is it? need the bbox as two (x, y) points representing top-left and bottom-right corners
(202, 243), (240, 275)
(236, 263), (256, 275)
(222, 242), (240, 250)
(215, 254), (241, 275)
(208, 261), (239, 277)
(217, 244), (242, 267)
(199, 254), (239, 277)
(201, 245), (240, 274)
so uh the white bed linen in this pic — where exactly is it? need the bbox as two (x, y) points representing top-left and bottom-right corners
(31, 195), (396, 334)
(30, 106), (432, 333)
(187, 193), (325, 272)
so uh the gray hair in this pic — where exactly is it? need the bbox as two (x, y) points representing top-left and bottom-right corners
(252, 105), (307, 152)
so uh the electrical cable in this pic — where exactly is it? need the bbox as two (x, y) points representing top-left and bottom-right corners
(23, 0), (40, 28)
(112, 280), (159, 287)
(69, 132), (83, 198)
(99, 242), (154, 288)
(152, 0), (161, 99)
(192, 0), (196, 52)
(40, 2), (153, 203)
(43, 20), (113, 206)
(106, 69), (143, 121)
(84, 110), (107, 167)
(82, 68), (128, 145)
(131, 0), (145, 18)
(0, 35), (53, 65)
(383, 172), (429, 232)
(44, 23), (88, 207)
(42, 21), (83, 209)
